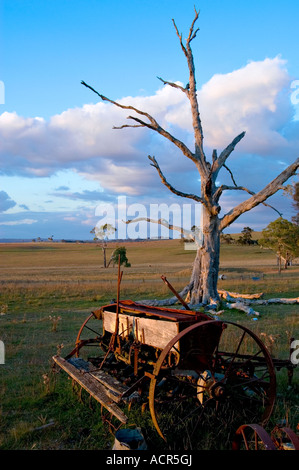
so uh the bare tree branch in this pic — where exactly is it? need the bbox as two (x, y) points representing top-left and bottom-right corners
(172, 9), (208, 178)
(114, 115), (156, 130)
(81, 80), (199, 166)
(81, 80), (160, 126)
(172, 18), (188, 58)
(214, 163), (283, 216)
(212, 132), (246, 176)
(187, 6), (200, 43)
(219, 157), (299, 231)
(157, 76), (189, 96)
(223, 164), (238, 187)
(148, 155), (205, 205)
(125, 217), (203, 246)
(113, 124), (144, 129)
(172, 7), (200, 58)
(214, 184), (283, 216)
(212, 149), (217, 164)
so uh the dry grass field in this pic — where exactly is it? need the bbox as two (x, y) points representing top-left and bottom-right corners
(0, 239), (298, 450)
(1, 238), (297, 303)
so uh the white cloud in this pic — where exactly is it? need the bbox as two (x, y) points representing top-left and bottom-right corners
(200, 57), (292, 155)
(80, 162), (158, 196)
(0, 218), (37, 225)
(0, 56), (297, 202)
(166, 57), (293, 155)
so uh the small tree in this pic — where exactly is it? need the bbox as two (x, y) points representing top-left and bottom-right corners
(260, 218), (299, 272)
(108, 246), (131, 268)
(237, 227), (254, 245)
(220, 233), (234, 244)
(91, 223), (116, 268)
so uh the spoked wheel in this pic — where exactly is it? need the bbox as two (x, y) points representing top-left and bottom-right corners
(232, 424), (277, 450)
(271, 425), (299, 450)
(72, 313), (107, 362)
(149, 320), (276, 449)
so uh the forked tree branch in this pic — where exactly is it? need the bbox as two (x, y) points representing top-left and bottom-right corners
(219, 157), (299, 231)
(148, 155), (205, 205)
(172, 6), (200, 59)
(212, 132), (246, 177)
(81, 80), (199, 166)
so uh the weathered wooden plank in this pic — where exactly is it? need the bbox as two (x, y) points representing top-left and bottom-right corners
(60, 357), (124, 403)
(119, 302), (195, 321)
(53, 355), (128, 424)
(103, 310), (180, 350)
(90, 370), (129, 395)
(137, 316), (180, 349)
(68, 357), (96, 372)
(103, 311), (134, 339)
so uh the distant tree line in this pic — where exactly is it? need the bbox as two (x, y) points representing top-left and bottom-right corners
(221, 227), (258, 246)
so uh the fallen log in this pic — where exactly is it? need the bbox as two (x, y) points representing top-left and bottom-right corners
(264, 297), (299, 304)
(235, 297), (299, 306)
(225, 302), (260, 316)
(218, 290), (264, 300)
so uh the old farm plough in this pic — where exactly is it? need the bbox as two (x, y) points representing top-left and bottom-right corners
(53, 265), (297, 448)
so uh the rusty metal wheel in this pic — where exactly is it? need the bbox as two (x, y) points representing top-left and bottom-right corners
(149, 319), (276, 449)
(271, 425), (299, 450)
(232, 424), (277, 450)
(66, 312), (106, 361)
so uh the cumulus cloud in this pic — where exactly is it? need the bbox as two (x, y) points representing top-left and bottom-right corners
(166, 57), (294, 155)
(0, 56), (297, 203)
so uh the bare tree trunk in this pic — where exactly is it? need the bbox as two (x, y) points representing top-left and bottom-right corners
(283, 252), (290, 269)
(187, 210), (220, 305)
(102, 243), (107, 268)
(278, 254), (281, 274)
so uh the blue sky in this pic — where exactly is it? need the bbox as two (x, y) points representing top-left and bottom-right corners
(0, 0), (298, 240)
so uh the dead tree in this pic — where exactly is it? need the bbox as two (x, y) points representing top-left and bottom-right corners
(82, 8), (299, 306)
